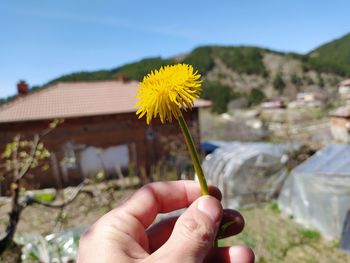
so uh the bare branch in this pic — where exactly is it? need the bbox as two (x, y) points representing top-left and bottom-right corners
(12, 135), (20, 180)
(15, 134), (40, 181)
(0, 119), (63, 253)
(24, 183), (93, 209)
(15, 119), (59, 181)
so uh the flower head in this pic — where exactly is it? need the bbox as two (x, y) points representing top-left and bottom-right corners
(135, 64), (202, 124)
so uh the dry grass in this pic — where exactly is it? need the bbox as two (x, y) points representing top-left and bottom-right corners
(220, 204), (350, 263)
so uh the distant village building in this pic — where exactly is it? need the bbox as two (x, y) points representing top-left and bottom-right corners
(338, 79), (350, 100)
(296, 92), (316, 102)
(260, 99), (284, 109)
(329, 105), (350, 142)
(288, 92), (323, 108)
(0, 80), (211, 194)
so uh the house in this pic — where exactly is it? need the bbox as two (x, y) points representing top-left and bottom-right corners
(0, 80), (211, 194)
(329, 105), (350, 142)
(338, 79), (350, 99)
(288, 92), (324, 108)
(296, 92), (317, 102)
(260, 99), (285, 109)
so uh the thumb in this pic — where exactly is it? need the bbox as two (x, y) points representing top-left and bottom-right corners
(152, 195), (223, 263)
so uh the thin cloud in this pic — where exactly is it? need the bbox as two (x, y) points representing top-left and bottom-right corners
(9, 7), (201, 41)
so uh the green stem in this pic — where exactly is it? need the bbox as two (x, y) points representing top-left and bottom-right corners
(178, 114), (209, 195)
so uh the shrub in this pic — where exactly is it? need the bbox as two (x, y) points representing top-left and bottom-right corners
(269, 202), (281, 214)
(273, 73), (286, 93)
(201, 81), (236, 113)
(299, 229), (321, 240)
(291, 74), (302, 86)
(303, 76), (314, 85)
(248, 88), (266, 106)
(317, 74), (325, 87)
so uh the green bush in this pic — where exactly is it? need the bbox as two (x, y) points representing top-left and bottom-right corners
(269, 202), (281, 214)
(201, 81), (236, 113)
(299, 229), (321, 240)
(291, 74), (302, 86)
(248, 88), (266, 106)
(318, 74), (325, 87)
(273, 73), (286, 93)
(303, 76), (314, 85)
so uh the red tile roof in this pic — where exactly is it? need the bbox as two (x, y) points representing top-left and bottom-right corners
(329, 105), (350, 118)
(0, 80), (212, 123)
(339, 79), (350, 87)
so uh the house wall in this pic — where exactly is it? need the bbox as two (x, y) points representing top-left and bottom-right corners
(0, 109), (200, 194)
(330, 117), (350, 143)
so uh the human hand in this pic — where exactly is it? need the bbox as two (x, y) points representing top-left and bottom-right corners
(77, 180), (254, 263)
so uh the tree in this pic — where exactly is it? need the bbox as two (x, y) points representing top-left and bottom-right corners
(182, 47), (214, 75)
(248, 88), (266, 106)
(0, 119), (92, 253)
(317, 74), (325, 88)
(201, 81), (236, 113)
(273, 73), (286, 94)
(291, 74), (302, 86)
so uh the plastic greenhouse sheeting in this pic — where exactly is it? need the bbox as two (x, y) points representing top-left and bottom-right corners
(278, 144), (350, 239)
(202, 141), (297, 208)
(15, 227), (86, 263)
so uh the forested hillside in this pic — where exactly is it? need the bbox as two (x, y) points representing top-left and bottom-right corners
(2, 33), (350, 112)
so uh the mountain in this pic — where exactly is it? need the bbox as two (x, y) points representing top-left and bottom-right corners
(308, 33), (350, 77)
(2, 33), (350, 112)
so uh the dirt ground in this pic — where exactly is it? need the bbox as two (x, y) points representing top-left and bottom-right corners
(1, 180), (350, 262)
(0, 180), (136, 263)
(0, 181), (135, 236)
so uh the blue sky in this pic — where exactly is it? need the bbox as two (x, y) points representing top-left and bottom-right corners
(1, 0), (349, 98)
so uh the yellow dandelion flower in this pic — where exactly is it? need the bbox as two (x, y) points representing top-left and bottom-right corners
(135, 64), (202, 124)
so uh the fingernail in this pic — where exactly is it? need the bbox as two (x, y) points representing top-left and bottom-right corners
(229, 246), (255, 263)
(197, 196), (222, 223)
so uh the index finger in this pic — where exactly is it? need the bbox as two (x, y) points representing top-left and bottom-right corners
(115, 180), (221, 229)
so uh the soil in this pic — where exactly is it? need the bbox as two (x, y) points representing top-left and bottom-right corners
(0, 180), (136, 263)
